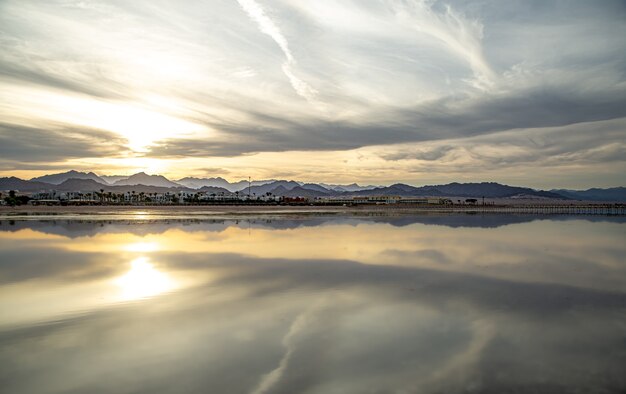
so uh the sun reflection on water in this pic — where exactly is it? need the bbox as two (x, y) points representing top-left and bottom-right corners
(115, 257), (173, 301)
(124, 242), (160, 252)
(131, 212), (149, 220)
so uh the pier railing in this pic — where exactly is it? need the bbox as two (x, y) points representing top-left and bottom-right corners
(353, 204), (626, 215)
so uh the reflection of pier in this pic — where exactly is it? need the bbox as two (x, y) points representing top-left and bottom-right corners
(355, 204), (626, 215)
(477, 204), (626, 215)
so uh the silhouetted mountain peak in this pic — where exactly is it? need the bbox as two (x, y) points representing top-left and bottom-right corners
(30, 170), (106, 185)
(113, 172), (180, 188)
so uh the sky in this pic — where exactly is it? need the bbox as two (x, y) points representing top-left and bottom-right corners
(0, 0), (625, 189)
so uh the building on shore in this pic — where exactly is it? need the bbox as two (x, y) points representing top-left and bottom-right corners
(316, 196), (453, 205)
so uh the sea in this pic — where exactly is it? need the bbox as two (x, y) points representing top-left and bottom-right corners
(1, 213), (625, 393)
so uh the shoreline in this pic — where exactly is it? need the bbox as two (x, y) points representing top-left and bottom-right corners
(1, 203), (624, 217)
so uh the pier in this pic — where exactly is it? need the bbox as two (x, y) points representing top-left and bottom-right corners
(353, 204), (626, 215)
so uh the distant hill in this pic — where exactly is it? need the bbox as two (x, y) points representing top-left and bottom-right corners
(340, 184), (426, 197)
(231, 179), (277, 192)
(300, 183), (331, 193)
(100, 175), (129, 185)
(55, 178), (109, 191)
(31, 170), (106, 185)
(113, 172), (181, 188)
(429, 182), (565, 199)
(177, 177), (232, 190)
(176, 177), (375, 195)
(551, 187), (626, 202)
(341, 182), (566, 199)
(176, 177), (275, 192)
(267, 185), (289, 196)
(280, 186), (330, 198)
(0, 177), (52, 192)
(49, 178), (155, 193)
(247, 180), (300, 196)
(53, 178), (203, 194)
(196, 186), (234, 195)
(320, 183), (378, 192)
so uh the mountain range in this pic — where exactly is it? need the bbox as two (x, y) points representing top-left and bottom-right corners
(110, 172), (180, 188)
(176, 177), (276, 192)
(550, 187), (626, 202)
(31, 170), (106, 185)
(0, 170), (624, 201)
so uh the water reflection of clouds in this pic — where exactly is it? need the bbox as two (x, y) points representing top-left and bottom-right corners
(2, 255), (624, 393)
(0, 217), (625, 393)
(1, 218), (624, 292)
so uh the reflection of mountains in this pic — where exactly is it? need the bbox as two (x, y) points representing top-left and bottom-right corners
(0, 213), (624, 238)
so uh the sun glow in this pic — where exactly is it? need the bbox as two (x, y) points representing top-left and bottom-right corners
(0, 84), (206, 152)
(124, 241), (160, 252)
(115, 257), (173, 301)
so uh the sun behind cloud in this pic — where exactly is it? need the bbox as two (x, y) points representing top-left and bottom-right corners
(0, 0), (624, 188)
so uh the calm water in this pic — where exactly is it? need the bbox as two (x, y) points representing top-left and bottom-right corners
(1, 214), (625, 394)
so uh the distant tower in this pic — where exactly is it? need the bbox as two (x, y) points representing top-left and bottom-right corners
(248, 176), (251, 198)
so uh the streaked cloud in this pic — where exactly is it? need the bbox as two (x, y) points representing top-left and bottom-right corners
(236, 0), (318, 103)
(0, 122), (128, 162)
(392, 0), (495, 89)
(0, 0), (624, 187)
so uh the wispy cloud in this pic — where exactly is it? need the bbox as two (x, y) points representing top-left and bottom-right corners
(236, 0), (318, 103)
(250, 309), (309, 394)
(392, 0), (495, 90)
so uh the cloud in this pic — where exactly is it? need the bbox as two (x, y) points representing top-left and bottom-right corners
(381, 145), (455, 161)
(0, 247), (120, 284)
(147, 84), (626, 157)
(391, 0), (495, 90)
(377, 117), (626, 169)
(0, 0), (624, 185)
(236, 0), (318, 103)
(0, 57), (125, 100)
(251, 306), (315, 394)
(195, 167), (231, 176)
(0, 122), (128, 163)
